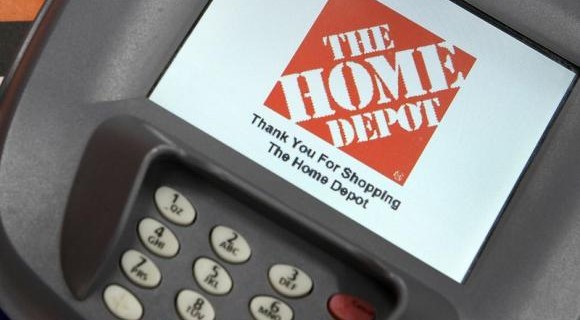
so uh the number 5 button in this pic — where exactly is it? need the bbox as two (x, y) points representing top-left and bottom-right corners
(193, 257), (233, 296)
(155, 186), (196, 226)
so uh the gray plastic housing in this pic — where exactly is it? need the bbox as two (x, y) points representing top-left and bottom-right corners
(0, 0), (578, 319)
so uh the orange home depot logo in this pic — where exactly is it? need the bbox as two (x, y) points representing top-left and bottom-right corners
(0, 0), (45, 22)
(264, 0), (476, 185)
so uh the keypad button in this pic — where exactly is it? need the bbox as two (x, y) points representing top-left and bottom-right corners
(138, 218), (180, 258)
(268, 264), (313, 298)
(103, 284), (143, 320)
(120, 250), (162, 288)
(210, 225), (252, 264)
(249, 296), (293, 320)
(155, 186), (196, 226)
(193, 257), (233, 295)
(328, 293), (376, 320)
(176, 290), (215, 320)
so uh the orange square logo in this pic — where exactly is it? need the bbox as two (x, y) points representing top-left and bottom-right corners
(264, 0), (476, 185)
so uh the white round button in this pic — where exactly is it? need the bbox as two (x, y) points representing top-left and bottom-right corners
(155, 186), (196, 226)
(103, 284), (143, 320)
(193, 257), (233, 295)
(138, 218), (180, 258)
(120, 250), (162, 288)
(268, 264), (313, 298)
(210, 225), (252, 264)
(176, 290), (215, 320)
(250, 296), (293, 320)
(175, 290), (215, 320)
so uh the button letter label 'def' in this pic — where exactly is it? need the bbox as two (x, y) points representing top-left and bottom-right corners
(268, 264), (313, 298)
(138, 218), (180, 258)
(210, 225), (252, 264)
(155, 186), (196, 226)
(328, 293), (376, 320)
(120, 250), (162, 288)
(176, 290), (215, 320)
(250, 296), (294, 320)
(103, 284), (143, 320)
(193, 257), (233, 295)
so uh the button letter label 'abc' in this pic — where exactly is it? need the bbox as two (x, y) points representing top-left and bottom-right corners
(210, 225), (252, 264)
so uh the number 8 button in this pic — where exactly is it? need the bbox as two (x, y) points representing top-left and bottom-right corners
(155, 186), (196, 226)
(176, 290), (215, 320)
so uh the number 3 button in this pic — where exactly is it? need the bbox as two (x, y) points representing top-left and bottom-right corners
(155, 186), (196, 226)
(268, 264), (313, 298)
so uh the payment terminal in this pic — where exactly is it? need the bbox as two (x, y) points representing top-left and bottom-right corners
(0, 0), (578, 319)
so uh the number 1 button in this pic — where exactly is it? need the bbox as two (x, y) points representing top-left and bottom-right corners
(155, 186), (196, 226)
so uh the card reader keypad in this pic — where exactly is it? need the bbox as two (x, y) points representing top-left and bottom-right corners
(100, 165), (390, 320)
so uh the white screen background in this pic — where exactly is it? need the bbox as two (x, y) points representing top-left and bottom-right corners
(151, 0), (576, 282)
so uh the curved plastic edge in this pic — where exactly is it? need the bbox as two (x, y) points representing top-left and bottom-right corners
(61, 115), (460, 319)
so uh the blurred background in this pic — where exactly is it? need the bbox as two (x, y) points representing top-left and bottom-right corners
(0, 1), (45, 318)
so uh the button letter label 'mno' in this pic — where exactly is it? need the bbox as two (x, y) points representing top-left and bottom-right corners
(250, 296), (294, 320)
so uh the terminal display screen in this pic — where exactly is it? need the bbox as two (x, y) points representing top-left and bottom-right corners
(151, 0), (577, 282)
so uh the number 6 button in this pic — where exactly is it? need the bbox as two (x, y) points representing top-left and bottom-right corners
(155, 186), (196, 226)
(250, 296), (293, 320)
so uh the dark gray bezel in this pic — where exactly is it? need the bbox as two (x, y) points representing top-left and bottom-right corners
(0, 0), (578, 319)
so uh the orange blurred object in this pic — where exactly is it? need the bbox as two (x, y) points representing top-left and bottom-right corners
(0, 0), (45, 22)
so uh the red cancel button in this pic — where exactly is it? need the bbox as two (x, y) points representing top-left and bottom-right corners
(328, 293), (376, 320)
